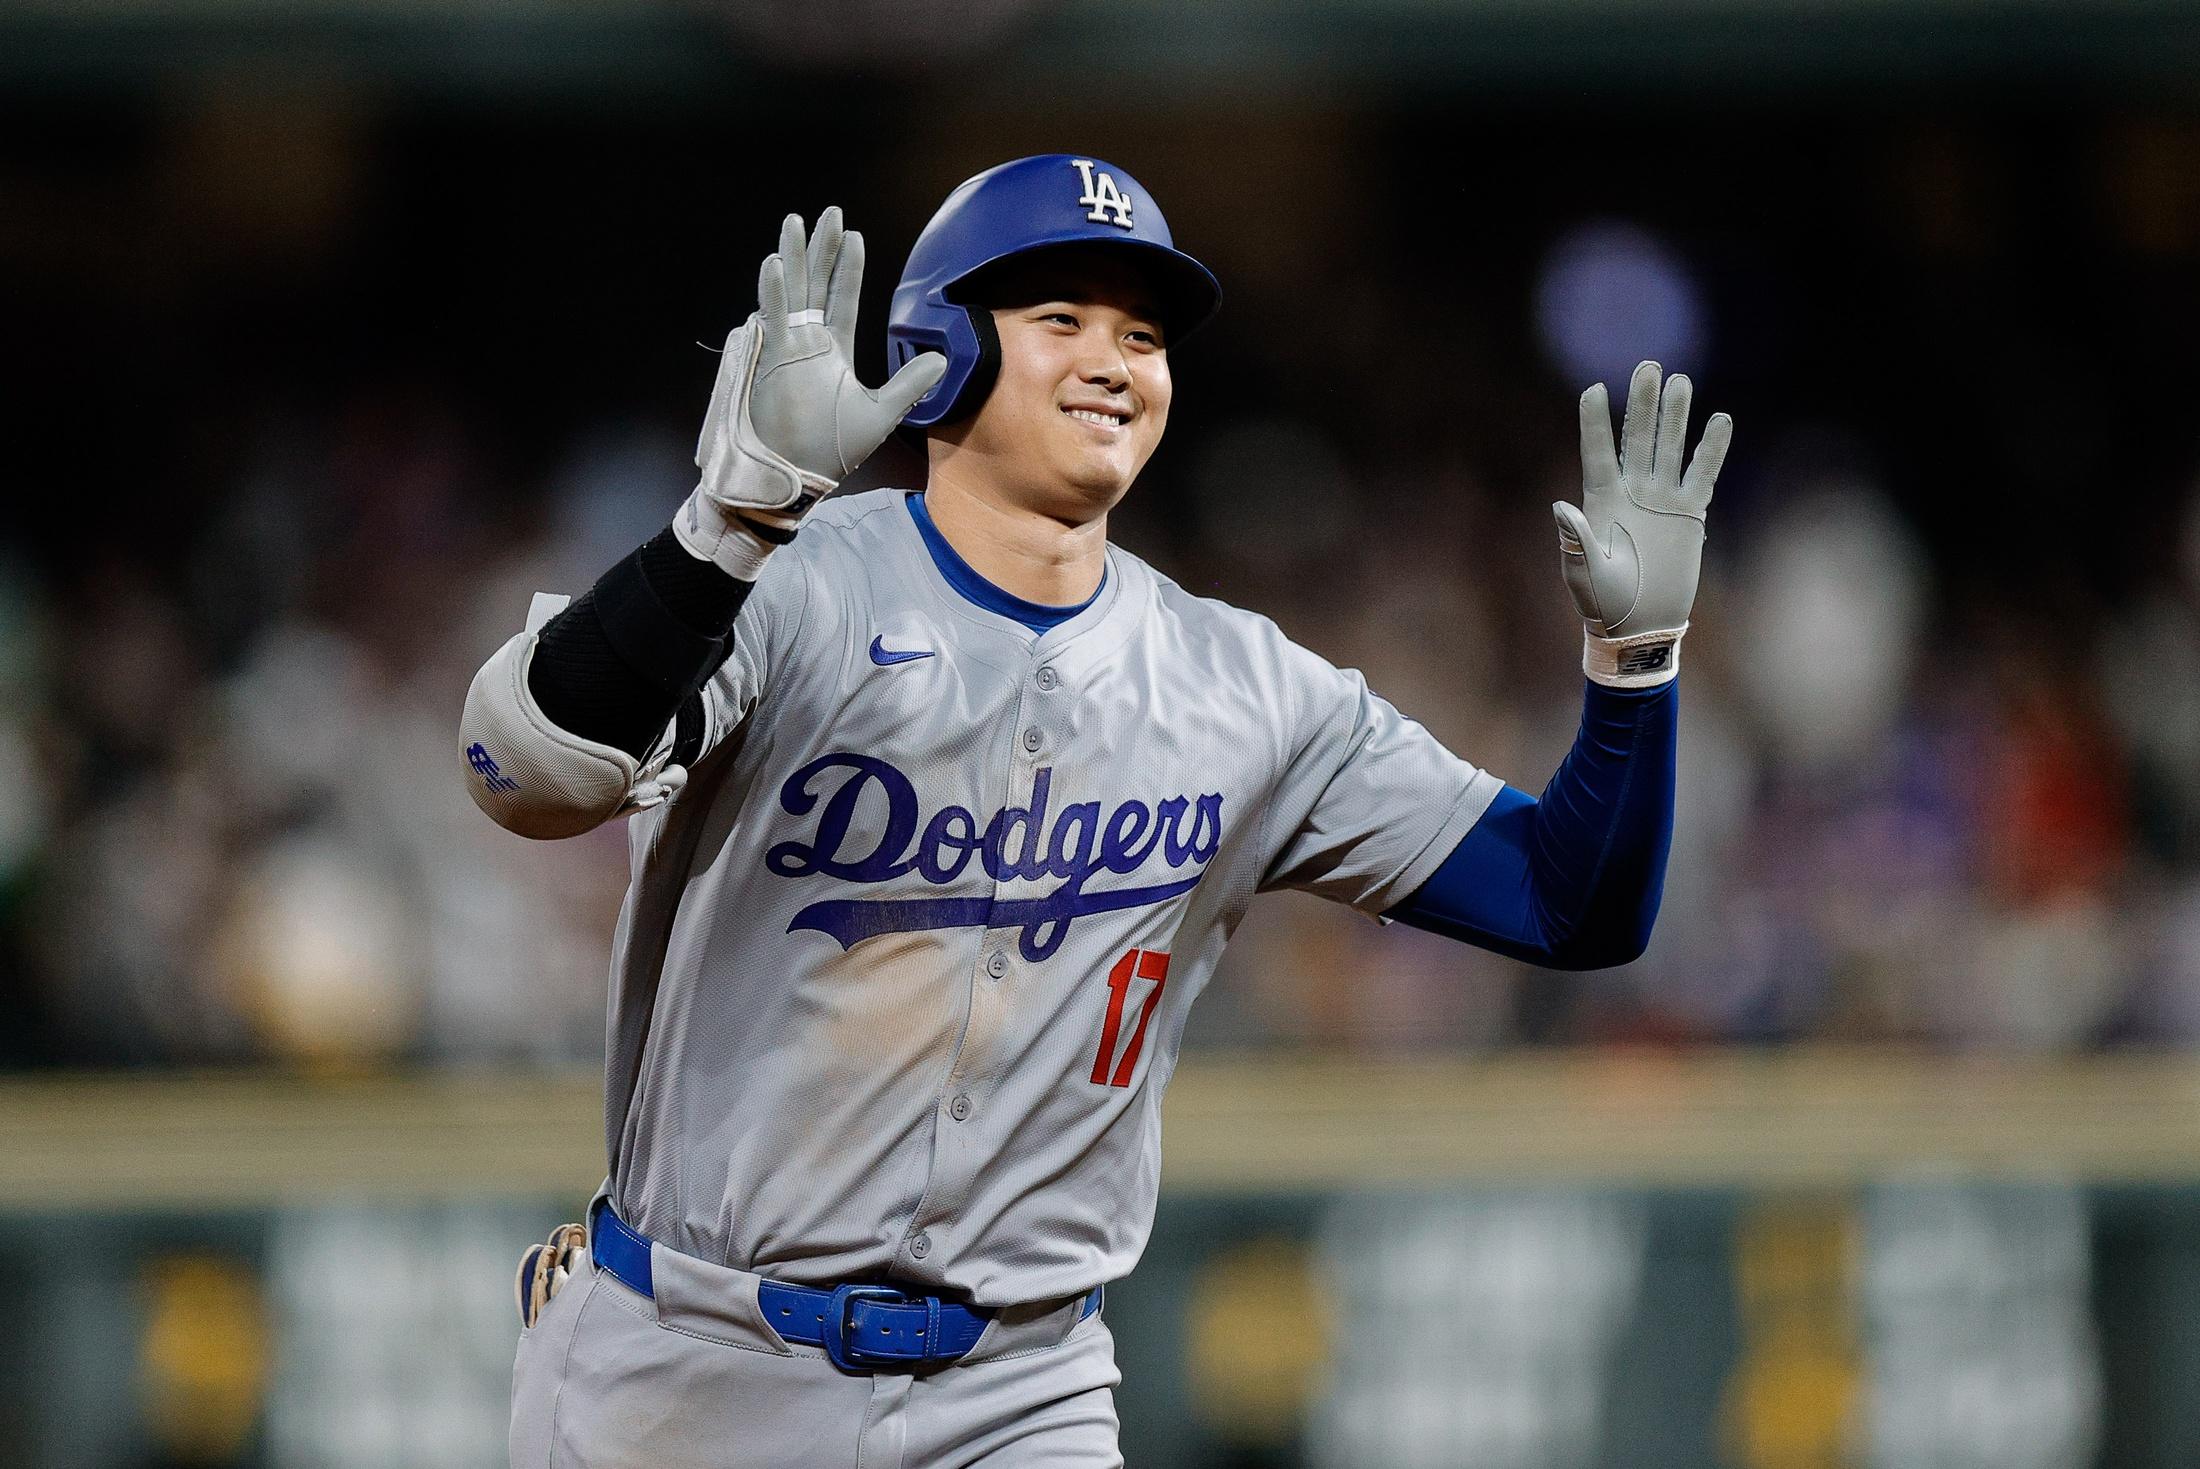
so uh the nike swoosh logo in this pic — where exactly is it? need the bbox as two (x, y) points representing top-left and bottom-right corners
(869, 636), (936, 667)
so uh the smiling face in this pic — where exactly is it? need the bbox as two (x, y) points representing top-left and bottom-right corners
(926, 247), (1174, 522)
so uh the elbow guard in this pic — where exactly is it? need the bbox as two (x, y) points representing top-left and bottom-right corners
(459, 626), (684, 839)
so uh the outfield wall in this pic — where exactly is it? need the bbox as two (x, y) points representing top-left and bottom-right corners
(3, 1057), (2196, 1467)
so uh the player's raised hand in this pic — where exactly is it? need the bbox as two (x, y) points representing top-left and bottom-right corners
(681, 208), (947, 578)
(1551, 360), (1731, 687)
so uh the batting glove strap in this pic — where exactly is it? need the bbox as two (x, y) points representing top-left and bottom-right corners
(1583, 625), (1686, 689)
(675, 485), (790, 584)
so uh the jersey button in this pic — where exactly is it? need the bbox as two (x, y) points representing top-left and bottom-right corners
(1022, 725), (1043, 753)
(909, 1233), (932, 1260)
(985, 951), (1008, 980)
(1036, 666), (1060, 691)
(949, 1093), (972, 1122)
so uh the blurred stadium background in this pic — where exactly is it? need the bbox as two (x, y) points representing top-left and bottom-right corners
(8, 0), (2200, 1463)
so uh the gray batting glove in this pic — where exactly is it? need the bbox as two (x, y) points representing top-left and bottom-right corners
(1553, 360), (1732, 688)
(678, 208), (947, 580)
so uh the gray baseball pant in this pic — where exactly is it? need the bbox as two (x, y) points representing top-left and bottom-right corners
(509, 1235), (1121, 1467)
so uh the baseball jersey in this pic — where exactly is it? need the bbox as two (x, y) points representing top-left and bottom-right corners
(602, 488), (1503, 1306)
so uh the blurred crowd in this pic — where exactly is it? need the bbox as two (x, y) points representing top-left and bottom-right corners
(9, 93), (2200, 1068)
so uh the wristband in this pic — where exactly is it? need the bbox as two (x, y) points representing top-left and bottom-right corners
(676, 487), (782, 582)
(1583, 624), (1685, 689)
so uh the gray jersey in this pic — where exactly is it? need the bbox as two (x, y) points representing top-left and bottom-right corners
(602, 488), (1501, 1306)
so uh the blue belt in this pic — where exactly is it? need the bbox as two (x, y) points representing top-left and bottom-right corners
(588, 1199), (1100, 1374)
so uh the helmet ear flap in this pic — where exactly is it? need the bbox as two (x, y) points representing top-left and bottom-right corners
(891, 304), (1002, 432)
(890, 285), (1008, 430)
(944, 304), (1001, 425)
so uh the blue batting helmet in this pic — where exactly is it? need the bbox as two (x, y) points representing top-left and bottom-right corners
(887, 155), (1222, 429)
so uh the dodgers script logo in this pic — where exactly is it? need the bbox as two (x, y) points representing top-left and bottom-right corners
(767, 754), (1222, 961)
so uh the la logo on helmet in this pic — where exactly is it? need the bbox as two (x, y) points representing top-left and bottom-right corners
(1070, 159), (1135, 229)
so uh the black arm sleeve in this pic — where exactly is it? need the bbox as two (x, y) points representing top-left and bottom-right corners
(526, 526), (757, 760)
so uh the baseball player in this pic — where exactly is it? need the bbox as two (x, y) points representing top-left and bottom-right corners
(463, 154), (1729, 1467)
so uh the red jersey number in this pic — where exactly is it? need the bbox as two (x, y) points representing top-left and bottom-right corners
(1091, 948), (1170, 1088)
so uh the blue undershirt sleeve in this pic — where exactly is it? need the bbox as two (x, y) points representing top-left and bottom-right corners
(1383, 680), (1677, 970)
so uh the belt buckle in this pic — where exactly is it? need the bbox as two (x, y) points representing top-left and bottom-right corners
(821, 1283), (913, 1374)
